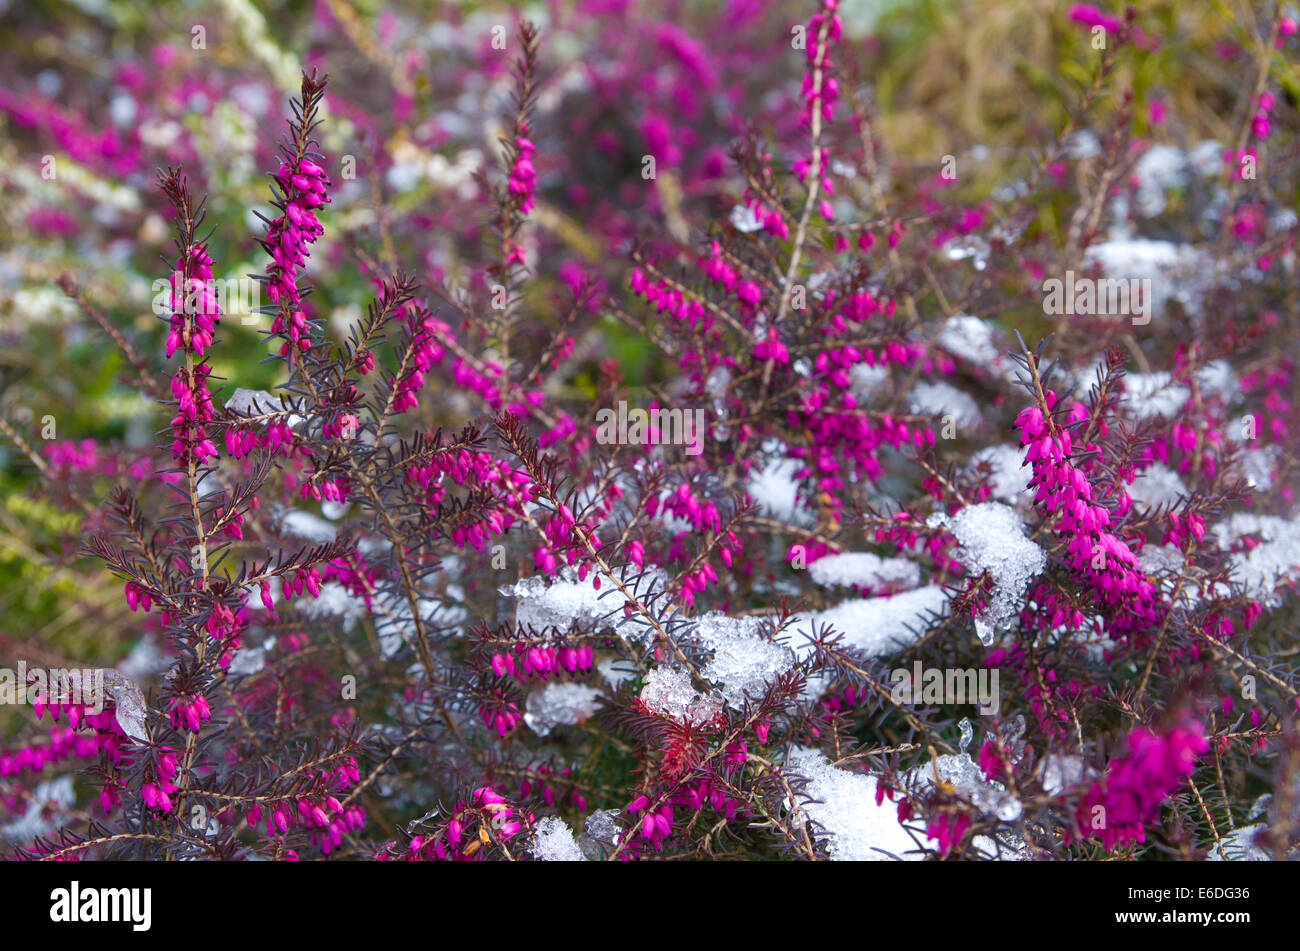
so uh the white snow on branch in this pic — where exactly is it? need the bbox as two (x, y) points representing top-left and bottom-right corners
(225, 387), (304, 427)
(1124, 372), (1191, 419)
(808, 552), (920, 591)
(280, 509), (338, 542)
(530, 816), (587, 861)
(785, 747), (921, 861)
(1, 776), (75, 844)
(598, 657), (637, 690)
(503, 567), (668, 639)
(1213, 512), (1300, 604)
(692, 613), (796, 710)
(1085, 239), (1208, 319)
(908, 380), (981, 428)
(936, 313), (1012, 380)
(296, 581), (371, 633)
(793, 585), (950, 659)
(524, 682), (602, 737)
(849, 363), (890, 399)
(965, 445), (1033, 504)
(1234, 445), (1278, 491)
(1206, 824), (1268, 861)
(639, 666), (722, 726)
(1126, 462), (1188, 509)
(932, 503), (1045, 645)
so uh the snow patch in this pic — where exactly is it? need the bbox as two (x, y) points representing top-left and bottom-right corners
(1127, 462), (1188, 509)
(933, 503), (1045, 645)
(808, 552), (920, 591)
(747, 449), (816, 527)
(794, 585), (950, 659)
(640, 666), (722, 725)
(785, 747), (921, 861)
(908, 381), (981, 428)
(1124, 372), (1190, 419)
(692, 613), (796, 710)
(530, 816), (587, 861)
(524, 682), (602, 737)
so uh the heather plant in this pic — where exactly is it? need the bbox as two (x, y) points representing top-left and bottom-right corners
(1, 1), (1299, 863)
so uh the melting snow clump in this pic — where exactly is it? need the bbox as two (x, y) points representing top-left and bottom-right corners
(531, 816), (587, 861)
(504, 567), (667, 639)
(936, 502), (1045, 645)
(524, 682), (602, 737)
(965, 445), (1032, 504)
(908, 381), (981, 428)
(640, 666), (722, 725)
(795, 585), (950, 658)
(692, 613), (795, 710)
(785, 747), (920, 861)
(808, 552), (920, 591)
(584, 809), (623, 845)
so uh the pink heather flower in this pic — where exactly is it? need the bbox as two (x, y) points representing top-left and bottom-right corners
(169, 693), (212, 732)
(265, 155), (331, 356)
(43, 438), (100, 474)
(508, 120), (537, 214)
(1016, 394), (1162, 642)
(926, 812), (971, 856)
(141, 782), (171, 812)
(161, 242), (222, 465)
(1075, 721), (1208, 849)
(1069, 4), (1123, 33)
